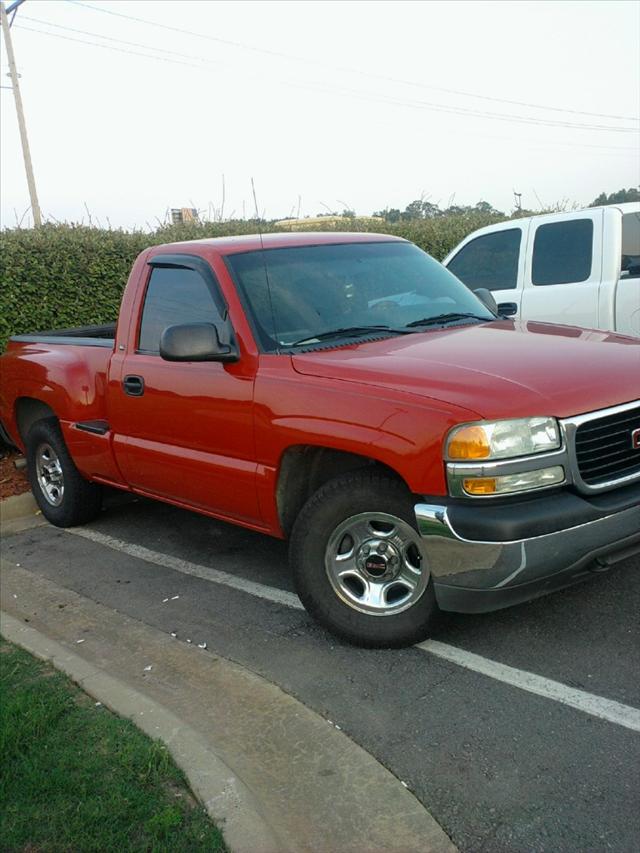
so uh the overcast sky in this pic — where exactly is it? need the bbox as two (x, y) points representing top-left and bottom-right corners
(1, 0), (639, 229)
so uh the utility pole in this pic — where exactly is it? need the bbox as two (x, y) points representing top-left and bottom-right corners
(1, 0), (42, 226)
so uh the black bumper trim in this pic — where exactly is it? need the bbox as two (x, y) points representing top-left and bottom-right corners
(444, 482), (640, 543)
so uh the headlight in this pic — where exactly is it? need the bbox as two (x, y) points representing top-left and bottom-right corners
(446, 417), (560, 461)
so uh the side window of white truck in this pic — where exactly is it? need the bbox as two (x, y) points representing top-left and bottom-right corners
(531, 219), (593, 286)
(621, 212), (640, 278)
(616, 211), (640, 337)
(446, 228), (521, 291)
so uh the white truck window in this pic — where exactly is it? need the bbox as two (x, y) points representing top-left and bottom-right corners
(446, 228), (521, 291)
(532, 219), (593, 286)
(621, 212), (640, 278)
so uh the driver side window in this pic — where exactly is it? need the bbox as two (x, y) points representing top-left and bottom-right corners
(138, 266), (223, 353)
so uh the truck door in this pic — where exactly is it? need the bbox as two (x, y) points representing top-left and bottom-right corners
(614, 209), (640, 336)
(520, 209), (603, 328)
(445, 222), (526, 318)
(108, 255), (261, 526)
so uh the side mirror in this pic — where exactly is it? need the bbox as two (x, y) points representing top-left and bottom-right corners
(473, 287), (499, 315)
(497, 301), (518, 317)
(160, 323), (238, 363)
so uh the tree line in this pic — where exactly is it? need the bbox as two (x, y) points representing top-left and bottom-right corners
(314, 186), (639, 223)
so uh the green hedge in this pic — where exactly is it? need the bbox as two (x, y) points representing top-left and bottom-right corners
(0, 211), (503, 350)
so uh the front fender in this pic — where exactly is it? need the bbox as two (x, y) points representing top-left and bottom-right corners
(254, 362), (474, 496)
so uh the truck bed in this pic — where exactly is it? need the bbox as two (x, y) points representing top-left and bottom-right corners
(10, 324), (116, 349)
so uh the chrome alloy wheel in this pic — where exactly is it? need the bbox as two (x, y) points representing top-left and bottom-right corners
(35, 442), (65, 506)
(325, 512), (429, 616)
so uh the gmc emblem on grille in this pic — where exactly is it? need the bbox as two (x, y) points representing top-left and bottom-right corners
(633, 428), (640, 450)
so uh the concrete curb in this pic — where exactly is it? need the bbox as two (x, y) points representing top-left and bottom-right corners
(1, 490), (47, 537)
(1, 561), (457, 853)
(1, 611), (279, 853)
(0, 490), (38, 521)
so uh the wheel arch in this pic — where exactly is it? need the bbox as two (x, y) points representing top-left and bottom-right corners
(275, 444), (410, 536)
(15, 397), (58, 443)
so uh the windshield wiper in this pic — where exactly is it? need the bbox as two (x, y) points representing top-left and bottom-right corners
(291, 325), (410, 347)
(405, 312), (491, 328)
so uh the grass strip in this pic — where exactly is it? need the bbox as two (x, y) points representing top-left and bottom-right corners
(0, 638), (226, 852)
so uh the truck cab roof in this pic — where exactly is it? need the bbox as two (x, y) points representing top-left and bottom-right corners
(153, 231), (407, 257)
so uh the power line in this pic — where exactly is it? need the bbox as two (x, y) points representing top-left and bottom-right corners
(15, 20), (640, 139)
(6, 24), (636, 159)
(20, 14), (220, 66)
(14, 19), (640, 135)
(14, 23), (206, 68)
(68, 0), (639, 123)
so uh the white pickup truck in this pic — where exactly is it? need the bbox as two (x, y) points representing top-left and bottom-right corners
(443, 202), (640, 336)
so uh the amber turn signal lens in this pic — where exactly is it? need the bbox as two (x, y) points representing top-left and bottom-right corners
(462, 477), (497, 495)
(447, 425), (491, 460)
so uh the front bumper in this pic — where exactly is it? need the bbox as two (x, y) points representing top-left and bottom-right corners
(415, 487), (640, 613)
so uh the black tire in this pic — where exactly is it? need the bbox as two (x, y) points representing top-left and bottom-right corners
(290, 469), (438, 648)
(26, 417), (102, 527)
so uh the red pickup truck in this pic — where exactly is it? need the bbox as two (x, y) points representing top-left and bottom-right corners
(1, 232), (639, 646)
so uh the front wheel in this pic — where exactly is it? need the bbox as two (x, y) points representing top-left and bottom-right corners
(26, 417), (102, 527)
(290, 470), (438, 647)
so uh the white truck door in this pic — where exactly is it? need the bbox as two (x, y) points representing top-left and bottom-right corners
(520, 209), (603, 328)
(444, 221), (527, 317)
(615, 209), (640, 336)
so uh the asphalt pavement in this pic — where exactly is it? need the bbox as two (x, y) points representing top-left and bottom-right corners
(2, 492), (639, 853)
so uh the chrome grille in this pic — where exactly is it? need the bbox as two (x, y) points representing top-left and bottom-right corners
(575, 406), (640, 486)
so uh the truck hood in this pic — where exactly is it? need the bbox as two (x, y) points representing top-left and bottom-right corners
(291, 320), (640, 420)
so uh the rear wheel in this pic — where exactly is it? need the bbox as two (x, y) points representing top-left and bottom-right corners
(290, 470), (438, 647)
(26, 417), (102, 527)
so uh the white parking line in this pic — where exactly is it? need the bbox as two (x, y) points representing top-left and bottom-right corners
(67, 526), (640, 734)
(418, 640), (640, 734)
(67, 527), (304, 611)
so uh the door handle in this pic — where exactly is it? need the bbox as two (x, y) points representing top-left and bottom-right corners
(498, 302), (518, 317)
(123, 374), (145, 396)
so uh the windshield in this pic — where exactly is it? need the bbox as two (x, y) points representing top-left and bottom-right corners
(225, 241), (494, 351)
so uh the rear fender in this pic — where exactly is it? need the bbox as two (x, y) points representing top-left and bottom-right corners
(2, 345), (125, 485)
